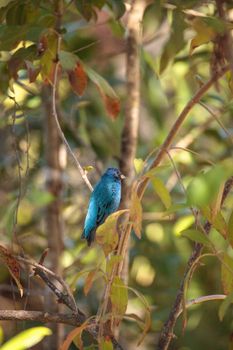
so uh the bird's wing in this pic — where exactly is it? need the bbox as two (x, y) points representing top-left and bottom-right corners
(96, 200), (112, 226)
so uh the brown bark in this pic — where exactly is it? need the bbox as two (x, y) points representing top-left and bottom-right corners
(119, 0), (146, 282)
(43, 83), (64, 348)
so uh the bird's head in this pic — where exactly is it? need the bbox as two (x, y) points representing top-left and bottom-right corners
(104, 168), (125, 181)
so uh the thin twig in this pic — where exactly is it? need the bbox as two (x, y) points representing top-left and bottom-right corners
(51, 36), (93, 192)
(177, 294), (227, 318)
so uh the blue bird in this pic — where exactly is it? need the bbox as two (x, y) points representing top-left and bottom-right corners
(81, 168), (125, 246)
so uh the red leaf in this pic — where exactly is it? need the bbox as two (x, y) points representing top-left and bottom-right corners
(68, 61), (87, 96)
(0, 245), (23, 297)
(102, 94), (120, 120)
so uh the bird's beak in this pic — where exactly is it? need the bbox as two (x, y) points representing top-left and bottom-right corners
(120, 174), (126, 180)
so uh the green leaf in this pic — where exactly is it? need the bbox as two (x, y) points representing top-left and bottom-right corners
(85, 65), (120, 119)
(190, 17), (217, 54)
(228, 209), (233, 248)
(219, 293), (233, 321)
(213, 211), (228, 239)
(181, 229), (211, 246)
(59, 50), (78, 71)
(221, 253), (233, 294)
(151, 177), (171, 209)
(110, 276), (128, 323)
(160, 9), (187, 73)
(0, 327), (51, 350)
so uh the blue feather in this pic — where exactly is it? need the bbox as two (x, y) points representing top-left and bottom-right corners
(82, 168), (123, 246)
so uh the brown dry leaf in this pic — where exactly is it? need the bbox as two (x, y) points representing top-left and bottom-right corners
(0, 245), (23, 297)
(68, 61), (87, 96)
(102, 93), (120, 120)
(84, 269), (97, 296)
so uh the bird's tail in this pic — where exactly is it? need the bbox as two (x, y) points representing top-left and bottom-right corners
(81, 229), (95, 247)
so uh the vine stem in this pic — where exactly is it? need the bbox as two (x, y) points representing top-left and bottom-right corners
(51, 35), (93, 192)
(177, 294), (227, 318)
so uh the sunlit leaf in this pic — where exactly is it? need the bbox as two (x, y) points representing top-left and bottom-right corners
(110, 276), (128, 324)
(221, 253), (233, 294)
(218, 293), (233, 321)
(0, 327), (51, 350)
(0, 245), (23, 297)
(181, 229), (211, 246)
(151, 177), (171, 209)
(130, 191), (142, 239)
(96, 209), (128, 256)
(134, 158), (144, 174)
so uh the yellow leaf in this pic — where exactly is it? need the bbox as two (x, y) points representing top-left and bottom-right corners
(134, 158), (144, 174)
(130, 191), (142, 239)
(96, 210), (128, 256)
(110, 276), (128, 324)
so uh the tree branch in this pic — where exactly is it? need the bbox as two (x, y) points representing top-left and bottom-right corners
(137, 64), (229, 199)
(157, 177), (233, 350)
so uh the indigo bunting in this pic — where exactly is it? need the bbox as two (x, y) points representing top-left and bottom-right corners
(82, 168), (125, 246)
